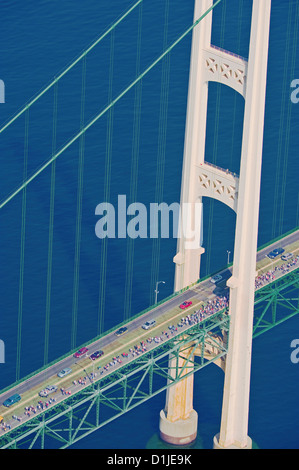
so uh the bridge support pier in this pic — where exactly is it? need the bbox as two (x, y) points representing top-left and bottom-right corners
(159, 347), (198, 446)
(212, 0), (271, 449)
(213, 433), (252, 449)
(159, 409), (198, 446)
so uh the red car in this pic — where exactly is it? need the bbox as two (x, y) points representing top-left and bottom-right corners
(74, 347), (89, 358)
(179, 301), (192, 309)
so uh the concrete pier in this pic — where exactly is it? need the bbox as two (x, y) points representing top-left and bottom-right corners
(159, 346), (198, 445)
(213, 433), (252, 449)
(159, 409), (198, 446)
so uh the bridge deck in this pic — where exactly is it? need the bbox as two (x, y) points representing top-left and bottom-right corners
(0, 229), (298, 437)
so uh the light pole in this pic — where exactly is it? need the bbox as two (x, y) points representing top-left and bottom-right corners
(155, 281), (165, 304)
(227, 250), (231, 265)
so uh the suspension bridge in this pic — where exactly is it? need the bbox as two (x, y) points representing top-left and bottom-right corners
(0, 0), (298, 449)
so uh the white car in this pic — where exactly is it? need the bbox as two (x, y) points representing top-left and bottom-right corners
(142, 319), (156, 330)
(39, 385), (58, 397)
(57, 368), (72, 378)
(211, 274), (222, 284)
(281, 252), (293, 261)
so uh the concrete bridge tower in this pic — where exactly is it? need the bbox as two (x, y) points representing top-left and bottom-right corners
(159, 0), (271, 448)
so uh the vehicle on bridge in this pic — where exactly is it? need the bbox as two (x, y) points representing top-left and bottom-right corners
(267, 247), (285, 259)
(74, 347), (89, 358)
(3, 394), (21, 407)
(39, 385), (58, 398)
(281, 252), (293, 261)
(90, 350), (104, 360)
(57, 368), (72, 378)
(142, 319), (156, 330)
(179, 301), (192, 309)
(211, 274), (222, 283)
(115, 327), (128, 336)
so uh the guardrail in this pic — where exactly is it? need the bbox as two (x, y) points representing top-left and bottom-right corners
(0, 227), (297, 397)
(210, 44), (247, 62)
(199, 161), (239, 178)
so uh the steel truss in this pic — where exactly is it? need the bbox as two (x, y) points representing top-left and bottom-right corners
(253, 268), (299, 338)
(0, 311), (229, 449)
(1, 268), (298, 449)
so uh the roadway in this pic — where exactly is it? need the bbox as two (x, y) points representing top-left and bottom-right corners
(0, 228), (298, 435)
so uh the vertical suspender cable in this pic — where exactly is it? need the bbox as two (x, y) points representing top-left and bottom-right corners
(229, 0), (244, 170)
(278, 1), (298, 237)
(271, 1), (293, 239)
(149, 0), (170, 306)
(205, 0), (226, 276)
(16, 107), (29, 381)
(44, 80), (58, 365)
(123, 3), (143, 321)
(0, 1), (222, 211)
(71, 55), (87, 350)
(97, 30), (115, 335)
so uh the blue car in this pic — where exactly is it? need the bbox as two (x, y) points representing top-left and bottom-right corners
(3, 393), (21, 407)
(267, 247), (285, 259)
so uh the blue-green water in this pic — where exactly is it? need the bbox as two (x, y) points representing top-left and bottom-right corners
(0, 0), (298, 449)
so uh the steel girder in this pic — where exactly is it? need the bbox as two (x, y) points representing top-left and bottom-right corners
(0, 310), (229, 449)
(253, 268), (299, 338)
(1, 268), (298, 449)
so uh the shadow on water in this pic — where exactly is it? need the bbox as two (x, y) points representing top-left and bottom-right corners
(146, 433), (205, 450)
(146, 433), (260, 450)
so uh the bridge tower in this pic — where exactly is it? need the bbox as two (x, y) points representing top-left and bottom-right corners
(159, 0), (271, 448)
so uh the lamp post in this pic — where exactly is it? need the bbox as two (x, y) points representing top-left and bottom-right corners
(155, 281), (165, 304)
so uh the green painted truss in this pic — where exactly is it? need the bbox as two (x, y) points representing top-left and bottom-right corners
(0, 268), (298, 449)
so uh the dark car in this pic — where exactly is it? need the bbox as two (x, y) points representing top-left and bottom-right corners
(268, 247), (285, 259)
(115, 327), (128, 336)
(90, 350), (104, 360)
(3, 394), (21, 407)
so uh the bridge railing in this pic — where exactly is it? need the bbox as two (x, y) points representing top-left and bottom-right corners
(0, 228), (297, 397)
(200, 161), (239, 178)
(210, 44), (247, 63)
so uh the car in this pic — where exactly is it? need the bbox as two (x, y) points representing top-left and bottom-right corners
(0, 416), (3, 424)
(267, 247), (285, 259)
(179, 301), (192, 309)
(211, 274), (222, 283)
(3, 394), (21, 407)
(115, 327), (128, 336)
(39, 385), (58, 398)
(142, 319), (156, 330)
(90, 350), (104, 360)
(57, 368), (72, 378)
(281, 252), (293, 261)
(74, 347), (89, 358)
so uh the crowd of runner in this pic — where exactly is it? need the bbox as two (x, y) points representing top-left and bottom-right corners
(1, 255), (297, 433)
(255, 255), (299, 289)
(0, 292), (230, 432)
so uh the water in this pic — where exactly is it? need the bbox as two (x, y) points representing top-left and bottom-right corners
(0, 0), (298, 449)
